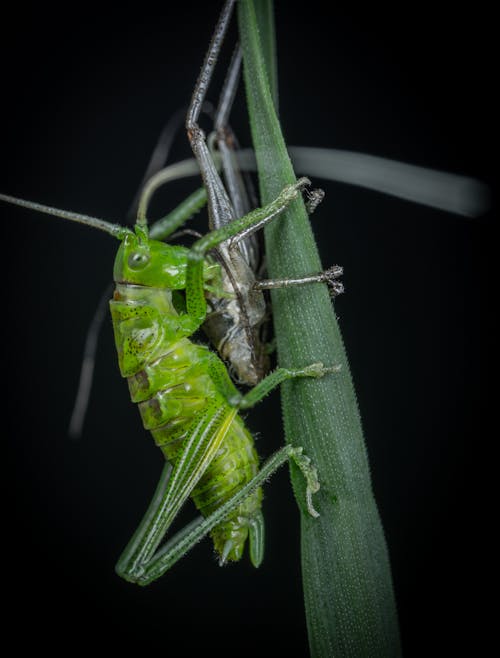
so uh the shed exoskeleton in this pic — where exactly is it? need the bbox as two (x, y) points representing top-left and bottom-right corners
(138, 0), (343, 388)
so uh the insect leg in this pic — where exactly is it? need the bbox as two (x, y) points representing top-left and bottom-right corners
(192, 178), (311, 256)
(185, 178), (311, 329)
(148, 187), (207, 240)
(214, 46), (252, 222)
(232, 369), (327, 519)
(213, 44), (260, 269)
(206, 350), (340, 410)
(115, 461), (173, 580)
(254, 264), (345, 298)
(120, 444), (318, 585)
(205, 43), (269, 384)
(116, 406), (236, 584)
(205, 351), (338, 522)
(118, 353), (337, 584)
(186, 0), (236, 232)
(210, 353), (340, 412)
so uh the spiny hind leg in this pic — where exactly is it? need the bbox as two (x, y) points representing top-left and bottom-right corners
(115, 462), (174, 584)
(117, 443), (320, 585)
(115, 409), (227, 584)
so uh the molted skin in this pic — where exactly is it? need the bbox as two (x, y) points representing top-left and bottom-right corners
(203, 247), (269, 385)
(110, 228), (262, 562)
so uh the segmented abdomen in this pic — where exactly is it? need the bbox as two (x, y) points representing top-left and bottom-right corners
(109, 282), (262, 562)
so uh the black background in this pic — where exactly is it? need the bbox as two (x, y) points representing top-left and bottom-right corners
(1, 2), (495, 656)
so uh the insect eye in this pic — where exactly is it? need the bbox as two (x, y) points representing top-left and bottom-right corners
(128, 251), (150, 270)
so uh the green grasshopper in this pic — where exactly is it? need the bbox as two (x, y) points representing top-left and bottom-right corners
(0, 178), (338, 584)
(0, 1), (341, 584)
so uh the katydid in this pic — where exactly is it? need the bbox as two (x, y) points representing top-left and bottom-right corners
(0, 177), (339, 584)
(0, 0), (345, 583)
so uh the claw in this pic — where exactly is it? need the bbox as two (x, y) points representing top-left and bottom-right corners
(288, 446), (322, 518)
(320, 265), (344, 298)
(305, 187), (325, 214)
(294, 176), (311, 193)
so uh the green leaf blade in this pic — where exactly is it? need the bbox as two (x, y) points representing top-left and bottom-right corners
(238, 2), (402, 656)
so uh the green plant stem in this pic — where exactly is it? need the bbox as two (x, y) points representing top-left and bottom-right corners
(238, 2), (402, 656)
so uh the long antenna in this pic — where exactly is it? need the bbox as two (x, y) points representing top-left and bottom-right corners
(0, 193), (126, 238)
(68, 282), (114, 439)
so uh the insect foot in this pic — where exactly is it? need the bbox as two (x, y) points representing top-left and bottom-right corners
(288, 446), (321, 518)
(321, 265), (345, 298)
(293, 176), (311, 195)
(296, 362), (342, 378)
(269, 177), (312, 215)
(305, 187), (325, 214)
